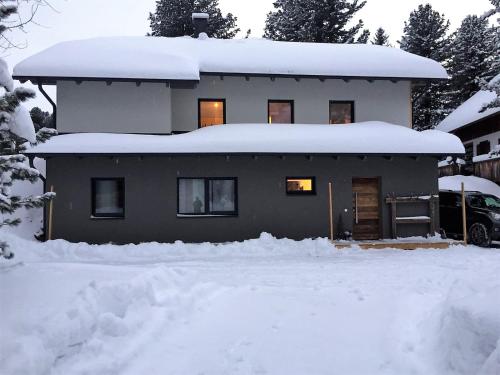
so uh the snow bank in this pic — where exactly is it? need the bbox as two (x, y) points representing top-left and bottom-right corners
(439, 175), (500, 197)
(26, 122), (464, 155)
(13, 36), (448, 82)
(1, 231), (339, 264)
(425, 281), (500, 375)
(437, 74), (500, 133)
(0, 265), (216, 375)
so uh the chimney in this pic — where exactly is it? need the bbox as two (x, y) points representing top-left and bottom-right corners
(192, 13), (209, 38)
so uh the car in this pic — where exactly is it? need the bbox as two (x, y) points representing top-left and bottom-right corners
(439, 190), (500, 247)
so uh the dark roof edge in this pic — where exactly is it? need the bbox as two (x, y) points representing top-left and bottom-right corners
(24, 152), (461, 158)
(449, 110), (500, 134)
(13, 72), (448, 86)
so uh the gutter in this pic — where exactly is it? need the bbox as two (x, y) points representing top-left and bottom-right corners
(38, 84), (57, 129)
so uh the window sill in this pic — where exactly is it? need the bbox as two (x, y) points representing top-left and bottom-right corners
(90, 216), (125, 220)
(176, 214), (237, 218)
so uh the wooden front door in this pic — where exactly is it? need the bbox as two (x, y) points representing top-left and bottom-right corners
(352, 178), (381, 240)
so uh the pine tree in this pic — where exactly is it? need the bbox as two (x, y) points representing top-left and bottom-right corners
(263, 0), (368, 43)
(372, 27), (390, 46)
(30, 106), (53, 130)
(446, 15), (497, 110)
(356, 29), (370, 44)
(399, 4), (451, 130)
(0, 1), (56, 259)
(149, 0), (239, 38)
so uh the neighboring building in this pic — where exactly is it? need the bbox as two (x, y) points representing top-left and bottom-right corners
(15, 21), (463, 244)
(437, 74), (500, 183)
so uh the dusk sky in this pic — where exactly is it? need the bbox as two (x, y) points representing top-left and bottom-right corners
(3, 0), (494, 111)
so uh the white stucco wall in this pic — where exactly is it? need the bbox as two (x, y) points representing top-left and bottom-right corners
(57, 81), (172, 134)
(171, 77), (412, 132)
(56, 77), (412, 134)
(466, 131), (500, 156)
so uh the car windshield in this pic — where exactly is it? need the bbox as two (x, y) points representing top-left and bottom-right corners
(468, 194), (500, 209)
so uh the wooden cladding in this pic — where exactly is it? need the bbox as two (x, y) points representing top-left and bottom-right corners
(352, 177), (381, 240)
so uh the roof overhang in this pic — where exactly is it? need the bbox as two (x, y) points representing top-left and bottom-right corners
(13, 75), (199, 88)
(14, 72), (447, 86)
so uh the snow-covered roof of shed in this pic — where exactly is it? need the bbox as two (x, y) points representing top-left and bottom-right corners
(437, 74), (500, 133)
(26, 122), (464, 156)
(13, 36), (448, 83)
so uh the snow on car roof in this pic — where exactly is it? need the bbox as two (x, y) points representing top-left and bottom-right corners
(26, 122), (464, 156)
(14, 36), (448, 83)
(437, 74), (500, 133)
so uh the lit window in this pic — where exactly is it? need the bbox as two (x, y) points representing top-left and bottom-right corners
(178, 178), (237, 216)
(286, 177), (316, 195)
(91, 178), (125, 218)
(199, 99), (225, 128)
(329, 101), (354, 124)
(268, 100), (294, 124)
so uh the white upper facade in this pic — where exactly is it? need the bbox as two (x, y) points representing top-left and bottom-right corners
(14, 36), (448, 83)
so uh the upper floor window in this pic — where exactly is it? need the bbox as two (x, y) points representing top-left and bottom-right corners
(91, 178), (125, 218)
(199, 99), (226, 128)
(329, 101), (354, 124)
(268, 100), (294, 124)
(476, 140), (490, 156)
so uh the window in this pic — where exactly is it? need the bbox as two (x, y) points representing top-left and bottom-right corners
(91, 178), (125, 218)
(286, 177), (316, 195)
(476, 140), (491, 156)
(464, 143), (473, 163)
(198, 99), (225, 128)
(268, 100), (294, 124)
(329, 101), (354, 124)
(178, 178), (237, 216)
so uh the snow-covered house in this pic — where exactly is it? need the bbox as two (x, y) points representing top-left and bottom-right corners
(15, 20), (464, 244)
(437, 74), (499, 183)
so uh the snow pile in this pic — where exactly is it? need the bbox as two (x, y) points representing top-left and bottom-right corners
(1, 265), (216, 375)
(1, 231), (338, 264)
(13, 36), (448, 82)
(425, 281), (500, 375)
(26, 122), (464, 155)
(439, 175), (500, 197)
(7, 104), (36, 143)
(437, 74), (500, 133)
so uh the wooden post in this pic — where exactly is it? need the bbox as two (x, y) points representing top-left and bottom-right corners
(390, 201), (397, 239)
(461, 182), (467, 245)
(328, 182), (334, 243)
(48, 185), (54, 241)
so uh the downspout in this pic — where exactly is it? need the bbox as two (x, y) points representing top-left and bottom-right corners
(37, 83), (56, 129)
(36, 83), (55, 242)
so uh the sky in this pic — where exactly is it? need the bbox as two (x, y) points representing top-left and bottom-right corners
(3, 0), (495, 111)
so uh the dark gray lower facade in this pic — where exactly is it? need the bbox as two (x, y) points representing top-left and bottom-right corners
(45, 155), (440, 244)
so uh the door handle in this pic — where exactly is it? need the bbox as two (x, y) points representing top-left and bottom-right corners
(355, 192), (359, 224)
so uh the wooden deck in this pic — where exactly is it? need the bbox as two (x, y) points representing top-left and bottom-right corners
(332, 240), (461, 250)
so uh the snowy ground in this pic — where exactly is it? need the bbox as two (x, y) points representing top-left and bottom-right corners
(1, 232), (500, 375)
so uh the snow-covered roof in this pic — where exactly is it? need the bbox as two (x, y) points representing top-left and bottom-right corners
(437, 74), (500, 133)
(13, 36), (448, 84)
(26, 122), (464, 156)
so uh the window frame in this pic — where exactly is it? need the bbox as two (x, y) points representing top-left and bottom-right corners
(476, 140), (491, 156)
(91, 177), (125, 219)
(329, 100), (355, 124)
(285, 176), (317, 196)
(198, 98), (226, 129)
(267, 99), (295, 124)
(177, 177), (238, 217)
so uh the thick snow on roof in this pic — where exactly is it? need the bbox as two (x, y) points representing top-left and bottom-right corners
(437, 74), (500, 133)
(14, 36), (448, 82)
(27, 122), (464, 155)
